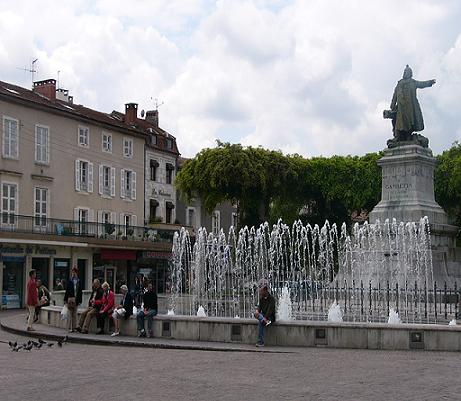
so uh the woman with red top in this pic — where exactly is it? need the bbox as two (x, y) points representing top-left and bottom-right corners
(96, 282), (115, 334)
(26, 270), (39, 331)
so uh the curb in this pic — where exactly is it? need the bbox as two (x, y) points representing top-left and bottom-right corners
(0, 319), (289, 354)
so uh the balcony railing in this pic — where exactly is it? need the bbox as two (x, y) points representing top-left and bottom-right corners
(0, 213), (177, 243)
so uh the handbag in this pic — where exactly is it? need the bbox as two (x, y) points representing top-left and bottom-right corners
(61, 304), (69, 320)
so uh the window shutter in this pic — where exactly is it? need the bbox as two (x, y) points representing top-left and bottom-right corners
(131, 215), (137, 227)
(99, 165), (103, 195)
(73, 208), (79, 221)
(97, 210), (103, 236)
(88, 208), (94, 222)
(34, 127), (38, 162)
(110, 167), (116, 197)
(111, 211), (117, 224)
(45, 128), (49, 163)
(75, 160), (81, 191)
(131, 171), (136, 200)
(120, 213), (125, 227)
(88, 162), (93, 193)
(120, 169), (126, 198)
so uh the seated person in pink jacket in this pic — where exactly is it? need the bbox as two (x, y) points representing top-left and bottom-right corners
(96, 282), (115, 335)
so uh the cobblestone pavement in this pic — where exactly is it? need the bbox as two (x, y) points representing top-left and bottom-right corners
(1, 310), (460, 401)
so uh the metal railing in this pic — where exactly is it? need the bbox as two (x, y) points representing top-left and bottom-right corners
(273, 280), (460, 324)
(0, 213), (177, 243)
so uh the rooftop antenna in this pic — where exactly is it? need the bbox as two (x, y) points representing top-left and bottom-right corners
(151, 97), (164, 110)
(17, 58), (38, 88)
(57, 70), (61, 89)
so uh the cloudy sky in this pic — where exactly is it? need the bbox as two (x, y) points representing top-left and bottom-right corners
(1, 0), (460, 157)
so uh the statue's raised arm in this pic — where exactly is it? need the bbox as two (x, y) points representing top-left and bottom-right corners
(383, 65), (435, 148)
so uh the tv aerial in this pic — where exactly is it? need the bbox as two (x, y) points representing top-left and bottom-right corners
(17, 58), (38, 88)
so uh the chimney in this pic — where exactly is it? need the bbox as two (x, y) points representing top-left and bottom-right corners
(33, 79), (56, 101)
(145, 110), (159, 127)
(56, 88), (70, 102)
(124, 103), (138, 125)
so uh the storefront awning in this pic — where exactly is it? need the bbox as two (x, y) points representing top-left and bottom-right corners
(166, 201), (175, 209)
(101, 249), (137, 261)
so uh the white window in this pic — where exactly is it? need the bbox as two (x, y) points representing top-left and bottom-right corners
(2, 117), (19, 159)
(123, 137), (133, 158)
(102, 132), (112, 153)
(166, 138), (173, 150)
(97, 210), (117, 236)
(35, 125), (49, 164)
(1, 182), (17, 226)
(212, 210), (220, 235)
(73, 207), (94, 235)
(98, 164), (115, 197)
(120, 213), (137, 235)
(78, 126), (89, 147)
(120, 169), (136, 200)
(34, 187), (48, 227)
(75, 159), (93, 193)
(186, 207), (196, 227)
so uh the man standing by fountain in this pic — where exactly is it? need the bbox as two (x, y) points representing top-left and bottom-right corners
(254, 283), (276, 347)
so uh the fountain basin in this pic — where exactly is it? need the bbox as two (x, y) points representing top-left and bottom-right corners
(40, 306), (461, 351)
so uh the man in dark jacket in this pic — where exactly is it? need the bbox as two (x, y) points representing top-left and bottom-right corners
(254, 283), (276, 347)
(137, 282), (158, 338)
(64, 267), (83, 333)
(111, 284), (133, 336)
(76, 279), (104, 334)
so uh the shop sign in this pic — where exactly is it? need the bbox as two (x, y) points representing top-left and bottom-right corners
(151, 188), (172, 197)
(142, 251), (172, 259)
(0, 245), (56, 256)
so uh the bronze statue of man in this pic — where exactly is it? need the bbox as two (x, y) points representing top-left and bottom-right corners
(386, 65), (435, 142)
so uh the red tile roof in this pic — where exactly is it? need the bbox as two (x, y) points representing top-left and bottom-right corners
(1, 79), (181, 155)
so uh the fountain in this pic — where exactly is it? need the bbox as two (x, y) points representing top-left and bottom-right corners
(387, 308), (402, 324)
(277, 287), (293, 321)
(170, 217), (443, 324)
(328, 301), (343, 323)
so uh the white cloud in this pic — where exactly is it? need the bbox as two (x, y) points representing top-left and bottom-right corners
(0, 0), (460, 157)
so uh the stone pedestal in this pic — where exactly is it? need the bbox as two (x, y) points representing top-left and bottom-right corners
(369, 144), (460, 281)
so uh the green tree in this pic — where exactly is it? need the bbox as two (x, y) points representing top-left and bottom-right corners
(176, 142), (299, 227)
(435, 142), (461, 229)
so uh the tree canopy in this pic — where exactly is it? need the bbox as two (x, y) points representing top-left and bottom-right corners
(176, 141), (382, 228)
(435, 142), (461, 228)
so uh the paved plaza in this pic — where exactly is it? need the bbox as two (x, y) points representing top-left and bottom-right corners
(0, 311), (460, 401)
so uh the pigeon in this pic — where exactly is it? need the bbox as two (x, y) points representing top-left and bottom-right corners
(24, 344), (33, 351)
(31, 341), (39, 348)
(57, 336), (68, 348)
(47, 343), (54, 348)
(38, 338), (46, 345)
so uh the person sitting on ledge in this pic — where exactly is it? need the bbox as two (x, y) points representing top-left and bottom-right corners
(111, 284), (133, 337)
(76, 279), (104, 334)
(137, 282), (158, 338)
(34, 279), (50, 323)
(96, 282), (115, 335)
(254, 283), (276, 347)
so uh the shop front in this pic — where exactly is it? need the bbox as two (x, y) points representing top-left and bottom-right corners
(0, 242), (92, 309)
(93, 249), (137, 293)
(135, 250), (172, 295)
